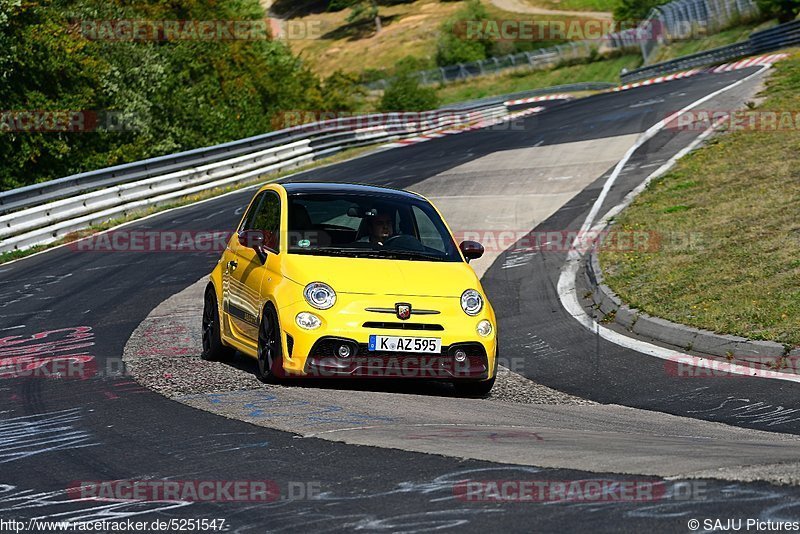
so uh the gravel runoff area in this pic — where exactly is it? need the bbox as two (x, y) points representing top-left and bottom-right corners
(124, 278), (593, 405)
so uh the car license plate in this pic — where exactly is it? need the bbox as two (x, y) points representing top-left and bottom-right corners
(368, 335), (441, 354)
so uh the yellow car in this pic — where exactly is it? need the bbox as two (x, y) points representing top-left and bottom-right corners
(202, 182), (497, 396)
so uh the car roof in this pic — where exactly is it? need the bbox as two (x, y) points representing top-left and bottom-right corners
(280, 182), (424, 201)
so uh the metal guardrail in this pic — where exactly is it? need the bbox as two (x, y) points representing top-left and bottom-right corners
(749, 18), (800, 53)
(0, 108), (484, 215)
(0, 98), (557, 253)
(621, 40), (753, 81)
(365, 46), (589, 90)
(620, 19), (800, 82)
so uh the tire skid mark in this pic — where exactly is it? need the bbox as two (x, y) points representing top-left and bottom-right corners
(0, 409), (97, 463)
(0, 481), (191, 523)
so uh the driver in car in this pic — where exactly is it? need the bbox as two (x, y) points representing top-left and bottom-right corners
(361, 211), (394, 246)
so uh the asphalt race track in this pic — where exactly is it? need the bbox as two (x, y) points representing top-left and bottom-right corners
(2, 66), (800, 532)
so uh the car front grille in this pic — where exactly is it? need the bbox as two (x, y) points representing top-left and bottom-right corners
(305, 337), (488, 378)
(362, 321), (444, 331)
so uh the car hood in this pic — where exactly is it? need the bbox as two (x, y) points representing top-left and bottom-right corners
(281, 254), (479, 297)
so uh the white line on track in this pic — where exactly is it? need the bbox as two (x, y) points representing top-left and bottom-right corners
(556, 64), (800, 384)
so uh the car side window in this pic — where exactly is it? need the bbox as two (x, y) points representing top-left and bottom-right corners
(239, 192), (265, 232)
(251, 191), (281, 251)
(412, 205), (447, 253)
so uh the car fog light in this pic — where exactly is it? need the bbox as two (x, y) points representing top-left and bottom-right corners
(338, 344), (352, 358)
(477, 319), (492, 337)
(296, 312), (321, 330)
(454, 349), (467, 363)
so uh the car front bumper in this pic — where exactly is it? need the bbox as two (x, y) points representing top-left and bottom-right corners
(276, 295), (497, 380)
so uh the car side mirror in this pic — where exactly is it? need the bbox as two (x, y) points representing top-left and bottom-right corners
(238, 230), (270, 263)
(459, 240), (484, 262)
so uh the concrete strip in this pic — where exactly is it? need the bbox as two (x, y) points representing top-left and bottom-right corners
(632, 314), (697, 350)
(615, 305), (639, 330)
(588, 247), (794, 371)
(734, 340), (787, 359)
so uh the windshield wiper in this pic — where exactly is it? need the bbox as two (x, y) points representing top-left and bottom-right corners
(291, 247), (381, 257)
(291, 247), (447, 261)
(374, 249), (447, 261)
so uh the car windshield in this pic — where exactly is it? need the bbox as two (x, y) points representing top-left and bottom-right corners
(286, 192), (461, 262)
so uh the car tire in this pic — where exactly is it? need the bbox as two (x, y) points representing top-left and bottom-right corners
(454, 376), (496, 398)
(256, 305), (284, 383)
(201, 287), (235, 361)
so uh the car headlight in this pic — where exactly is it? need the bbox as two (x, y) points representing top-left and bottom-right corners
(461, 289), (483, 316)
(296, 312), (321, 330)
(304, 282), (336, 310)
(477, 319), (492, 337)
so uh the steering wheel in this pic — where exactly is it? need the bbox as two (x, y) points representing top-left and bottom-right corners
(382, 234), (424, 251)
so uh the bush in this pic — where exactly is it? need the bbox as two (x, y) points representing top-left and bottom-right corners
(614, 0), (671, 23)
(378, 64), (439, 112)
(435, 0), (494, 66)
(755, 0), (800, 22)
(321, 71), (365, 111)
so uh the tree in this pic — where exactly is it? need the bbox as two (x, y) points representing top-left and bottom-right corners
(614, 0), (670, 24)
(330, 0), (382, 33)
(0, 0), (327, 191)
(322, 71), (365, 111)
(755, 0), (800, 22)
(378, 63), (439, 112)
(435, 0), (494, 67)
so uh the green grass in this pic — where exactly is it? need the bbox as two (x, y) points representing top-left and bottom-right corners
(286, 0), (599, 76)
(437, 53), (642, 105)
(435, 17), (777, 112)
(599, 49), (800, 347)
(648, 19), (776, 64)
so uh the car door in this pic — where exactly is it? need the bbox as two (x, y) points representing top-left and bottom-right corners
(223, 191), (281, 345)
